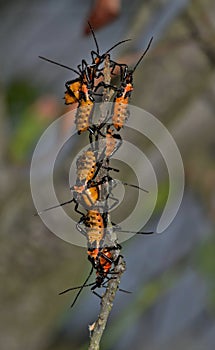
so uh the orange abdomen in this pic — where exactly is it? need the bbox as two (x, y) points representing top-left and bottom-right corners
(76, 149), (96, 184)
(85, 210), (104, 247)
(75, 100), (94, 133)
(112, 97), (129, 130)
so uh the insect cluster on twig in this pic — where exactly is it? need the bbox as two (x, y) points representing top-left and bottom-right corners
(38, 23), (153, 310)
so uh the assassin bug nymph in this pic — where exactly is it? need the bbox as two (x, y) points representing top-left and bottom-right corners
(74, 146), (120, 187)
(76, 210), (108, 248)
(112, 36), (153, 130)
(76, 210), (154, 251)
(35, 171), (149, 217)
(59, 244), (125, 308)
(38, 54), (96, 141)
(58, 204), (154, 308)
(34, 146), (119, 216)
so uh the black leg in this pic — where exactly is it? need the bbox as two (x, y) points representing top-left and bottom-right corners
(74, 201), (85, 216)
(92, 290), (102, 299)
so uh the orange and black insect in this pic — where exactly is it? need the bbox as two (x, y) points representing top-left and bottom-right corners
(72, 144), (149, 211)
(89, 247), (115, 272)
(35, 171), (149, 216)
(35, 148), (122, 216)
(76, 204), (154, 248)
(38, 53), (94, 106)
(76, 210), (108, 248)
(75, 145), (120, 184)
(71, 181), (100, 211)
(38, 56), (95, 136)
(64, 65), (94, 107)
(112, 37), (153, 131)
(72, 146), (112, 210)
(34, 185), (100, 217)
(71, 177), (114, 212)
(34, 182), (100, 218)
(75, 146), (116, 185)
(59, 244), (123, 308)
(87, 244), (122, 285)
(59, 222), (155, 307)
(74, 75), (97, 137)
(35, 147), (98, 215)
(71, 177), (148, 212)
(75, 148), (98, 185)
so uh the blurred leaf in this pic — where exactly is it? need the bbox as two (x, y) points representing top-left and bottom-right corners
(6, 79), (39, 126)
(7, 110), (48, 162)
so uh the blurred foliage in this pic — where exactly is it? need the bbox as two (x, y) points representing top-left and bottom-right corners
(195, 233), (215, 312)
(5, 79), (41, 162)
(6, 79), (39, 126)
(5, 79), (60, 163)
(7, 108), (48, 162)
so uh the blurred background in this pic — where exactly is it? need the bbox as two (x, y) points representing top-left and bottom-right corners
(0, 0), (215, 349)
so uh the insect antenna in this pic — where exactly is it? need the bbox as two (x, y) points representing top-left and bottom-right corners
(119, 288), (132, 294)
(132, 36), (153, 73)
(34, 199), (75, 216)
(88, 21), (131, 56)
(39, 56), (81, 76)
(118, 230), (154, 235)
(114, 225), (154, 235)
(88, 21), (100, 54)
(116, 180), (149, 193)
(105, 39), (132, 55)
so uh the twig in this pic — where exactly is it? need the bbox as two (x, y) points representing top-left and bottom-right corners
(88, 257), (126, 350)
(88, 55), (126, 349)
